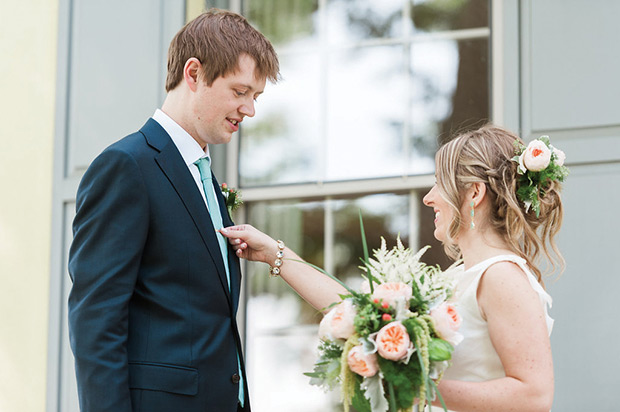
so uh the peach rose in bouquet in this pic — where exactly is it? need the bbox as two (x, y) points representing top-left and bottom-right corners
(430, 303), (463, 346)
(376, 321), (411, 361)
(371, 282), (413, 308)
(319, 299), (356, 340)
(347, 345), (379, 377)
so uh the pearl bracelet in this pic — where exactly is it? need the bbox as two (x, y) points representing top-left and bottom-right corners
(269, 240), (285, 277)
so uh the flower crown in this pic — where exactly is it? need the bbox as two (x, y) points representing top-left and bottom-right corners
(511, 136), (569, 217)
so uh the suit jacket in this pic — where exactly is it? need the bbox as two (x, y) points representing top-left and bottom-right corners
(68, 119), (248, 412)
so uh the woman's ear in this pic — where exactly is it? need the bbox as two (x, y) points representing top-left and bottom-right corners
(470, 182), (487, 207)
(183, 57), (202, 91)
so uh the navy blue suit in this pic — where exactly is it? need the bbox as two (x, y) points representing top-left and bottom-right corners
(68, 119), (248, 412)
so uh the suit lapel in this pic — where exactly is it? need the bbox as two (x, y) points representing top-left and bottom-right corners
(211, 173), (242, 313)
(140, 119), (232, 307)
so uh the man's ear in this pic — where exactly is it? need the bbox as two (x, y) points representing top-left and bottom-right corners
(470, 182), (486, 207)
(183, 58), (202, 91)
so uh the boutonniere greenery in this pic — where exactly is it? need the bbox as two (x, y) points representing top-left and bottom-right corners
(221, 183), (243, 215)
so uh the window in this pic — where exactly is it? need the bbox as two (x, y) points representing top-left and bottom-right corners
(237, 1), (490, 410)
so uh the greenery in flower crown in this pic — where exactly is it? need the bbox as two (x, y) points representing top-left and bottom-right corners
(303, 213), (459, 412)
(511, 135), (569, 217)
(220, 183), (243, 215)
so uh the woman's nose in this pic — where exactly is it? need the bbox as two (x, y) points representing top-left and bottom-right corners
(422, 186), (435, 206)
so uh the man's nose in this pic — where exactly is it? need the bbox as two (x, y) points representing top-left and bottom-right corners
(239, 101), (255, 117)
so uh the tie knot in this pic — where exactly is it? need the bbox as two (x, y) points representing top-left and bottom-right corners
(195, 157), (212, 181)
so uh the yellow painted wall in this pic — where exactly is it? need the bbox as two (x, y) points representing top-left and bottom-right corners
(0, 0), (58, 411)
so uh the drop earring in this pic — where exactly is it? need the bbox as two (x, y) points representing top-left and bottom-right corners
(470, 201), (475, 230)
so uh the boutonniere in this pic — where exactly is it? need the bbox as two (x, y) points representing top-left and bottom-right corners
(221, 183), (243, 215)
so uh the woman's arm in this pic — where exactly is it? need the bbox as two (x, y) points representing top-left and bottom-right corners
(434, 262), (554, 412)
(220, 224), (348, 311)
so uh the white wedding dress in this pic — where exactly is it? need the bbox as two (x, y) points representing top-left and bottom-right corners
(431, 255), (553, 412)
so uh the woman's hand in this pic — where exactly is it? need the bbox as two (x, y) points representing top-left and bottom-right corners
(221, 224), (348, 311)
(219, 224), (278, 264)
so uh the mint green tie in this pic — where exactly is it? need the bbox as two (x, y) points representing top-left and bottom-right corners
(194, 156), (230, 287)
(193, 156), (244, 406)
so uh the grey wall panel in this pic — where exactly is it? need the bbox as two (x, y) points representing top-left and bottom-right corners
(59, 203), (79, 412)
(547, 160), (620, 410)
(66, 0), (184, 177)
(529, 0), (620, 131)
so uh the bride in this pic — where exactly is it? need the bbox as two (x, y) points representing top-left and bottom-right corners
(221, 124), (565, 412)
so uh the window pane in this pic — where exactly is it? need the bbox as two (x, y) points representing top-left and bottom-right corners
(326, 45), (408, 181)
(408, 37), (489, 175)
(246, 0), (320, 48)
(245, 200), (325, 327)
(326, 0), (404, 44)
(245, 200), (339, 411)
(332, 193), (410, 286)
(415, 189), (453, 270)
(246, 330), (341, 412)
(411, 0), (489, 33)
(239, 52), (321, 186)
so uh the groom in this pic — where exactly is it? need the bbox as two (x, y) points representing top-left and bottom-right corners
(68, 9), (279, 412)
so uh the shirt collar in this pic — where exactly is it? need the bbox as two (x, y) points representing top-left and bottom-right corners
(152, 109), (210, 166)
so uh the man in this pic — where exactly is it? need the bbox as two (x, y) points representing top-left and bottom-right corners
(68, 9), (279, 412)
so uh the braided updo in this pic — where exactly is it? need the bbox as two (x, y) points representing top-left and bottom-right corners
(435, 124), (564, 283)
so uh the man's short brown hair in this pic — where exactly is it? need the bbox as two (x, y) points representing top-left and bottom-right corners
(165, 9), (280, 91)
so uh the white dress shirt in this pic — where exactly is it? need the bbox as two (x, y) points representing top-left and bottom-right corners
(152, 109), (220, 212)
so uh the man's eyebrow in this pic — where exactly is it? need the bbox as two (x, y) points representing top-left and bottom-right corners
(233, 83), (264, 94)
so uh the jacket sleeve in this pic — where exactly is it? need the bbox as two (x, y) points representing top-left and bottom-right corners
(68, 147), (149, 412)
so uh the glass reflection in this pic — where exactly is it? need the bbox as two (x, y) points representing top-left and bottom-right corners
(245, 0), (320, 48)
(415, 189), (453, 270)
(326, 0), (404, 44)
(246, 331), (341, 412)
(239, 52), (321, 187)
(245, 199), (340, 411)
(411, 0), (489, 33)
(332, 193), (410, 286)
(408, 37), (489, 175)
(246, 200), (325, 329)
(326, 45), (407, 181)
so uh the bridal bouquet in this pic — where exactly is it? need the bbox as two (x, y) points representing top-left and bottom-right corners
(305, 219), (461, 412)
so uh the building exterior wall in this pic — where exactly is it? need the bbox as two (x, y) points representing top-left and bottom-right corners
(0, 1), (59, 411)
(1, 1), (618, 411)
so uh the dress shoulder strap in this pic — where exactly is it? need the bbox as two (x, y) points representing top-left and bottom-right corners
(463, 255), (552, 305)
(461, 254), (554, 333)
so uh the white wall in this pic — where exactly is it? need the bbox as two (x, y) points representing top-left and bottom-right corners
(0, 1), (59, 411)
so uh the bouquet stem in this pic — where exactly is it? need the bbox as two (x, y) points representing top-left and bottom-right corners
(388, 382), (397, 412)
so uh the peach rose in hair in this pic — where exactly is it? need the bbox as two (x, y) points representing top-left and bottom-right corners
(347, 345), (379, 377)
(522, 140), (551, 172)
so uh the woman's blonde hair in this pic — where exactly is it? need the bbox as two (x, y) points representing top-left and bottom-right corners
(435, 124), (564, 283)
